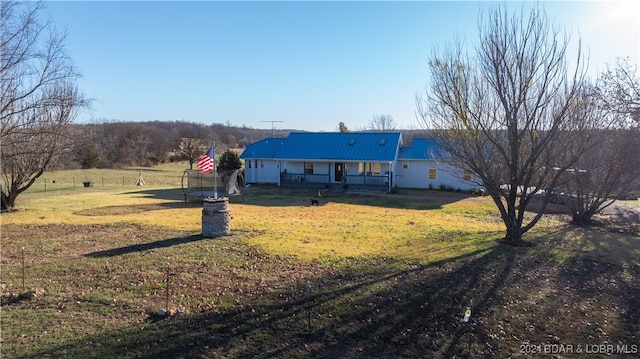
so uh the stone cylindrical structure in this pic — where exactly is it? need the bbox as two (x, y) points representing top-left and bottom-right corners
(202, 197), (230, 237)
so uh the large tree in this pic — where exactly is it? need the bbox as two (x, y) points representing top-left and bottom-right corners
(418, 4), (603, 245)
(1, 1), (86, 211)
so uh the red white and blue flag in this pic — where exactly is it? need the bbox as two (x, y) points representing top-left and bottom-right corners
(197, 146), (215, 173)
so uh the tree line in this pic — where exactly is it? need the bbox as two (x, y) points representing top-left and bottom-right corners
(68, 120), (287, 169)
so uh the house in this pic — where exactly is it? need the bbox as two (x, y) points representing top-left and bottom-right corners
(240, 132), (480, 191)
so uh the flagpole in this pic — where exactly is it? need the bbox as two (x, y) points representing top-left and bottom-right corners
(213, 140), (218, 199)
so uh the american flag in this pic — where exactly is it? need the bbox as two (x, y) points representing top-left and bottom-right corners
(197, 146), (215, 173)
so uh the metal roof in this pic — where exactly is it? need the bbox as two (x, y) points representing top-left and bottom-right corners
(398, 138), (449, 160)
(240, 132), (402, 161)
(239, 137), (285, 159)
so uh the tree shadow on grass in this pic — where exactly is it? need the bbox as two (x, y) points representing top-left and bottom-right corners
(23, 247), (513, 358)
(85, 234), (206, 258)
(120, 187), (188, 201)
(19, 238), (640, 359)
(531, 224), (640, 266)
(113, 185), (471, 211)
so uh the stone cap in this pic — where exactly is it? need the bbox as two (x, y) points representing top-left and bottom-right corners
(203, 197), (228, 203)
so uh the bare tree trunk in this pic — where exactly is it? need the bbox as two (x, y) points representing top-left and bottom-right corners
(1, 1), (87, 209)
(1, 190), (8, 212)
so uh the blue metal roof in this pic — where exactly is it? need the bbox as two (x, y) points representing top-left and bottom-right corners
(240, 132), (402, 161)
(276, 132), (400, 161)
(398, 138), (449, 160)
(239, 137), (285, 159)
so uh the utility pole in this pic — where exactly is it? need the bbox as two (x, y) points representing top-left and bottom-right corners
(261, 121), (283, 137)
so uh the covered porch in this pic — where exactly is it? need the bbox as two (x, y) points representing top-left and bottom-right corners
(279, 160), (393, 191)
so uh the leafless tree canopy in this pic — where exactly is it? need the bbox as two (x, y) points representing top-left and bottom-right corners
(596, 57), (640, 127)
(557, 59), (640, 224)
(1, 0), (87, 210)
(368, 114), (396, 131)
(417, 4), (601, 244)
(177, 137), (208, 170)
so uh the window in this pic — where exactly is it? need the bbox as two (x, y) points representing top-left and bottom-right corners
(260, 160), (264, 168)
(358, 162), (365, 175)
(428, 168), (437, 180)
(304, 162), (314, 174)
(402, 161), (409, 169)
(248, 161), (252, 169)
(373, 163), (381, 175)
(463, 170), (472, 181)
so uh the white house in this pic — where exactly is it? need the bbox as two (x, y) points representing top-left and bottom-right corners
(240, 132), (481, 192)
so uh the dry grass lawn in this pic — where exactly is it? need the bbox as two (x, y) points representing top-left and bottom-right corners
(1, 164), (639, 358)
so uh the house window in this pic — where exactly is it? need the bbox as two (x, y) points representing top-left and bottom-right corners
(463, 170), (472, 181)
(260, 160), (264, 168)
(365, 163), (381, 175)
(428, 168), (437, 180)
(248, 161), (252, 169)
(304, 162), (314, 174)
(373, 163), (381, 175)
(402, 161), (409, 169)
(358, 162), (365, 175)
(254, 160), (258, 168)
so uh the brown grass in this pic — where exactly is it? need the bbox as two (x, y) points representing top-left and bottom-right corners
(1, 168), (639, 358)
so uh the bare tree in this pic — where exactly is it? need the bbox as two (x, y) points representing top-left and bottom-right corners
(368, 114), (396, 131)
(176, 137), (207, 169)
(1, 1), (87, 211)
(417, 4), (602, 245)
(559, 129), (640, 224)
(557, 60), (640, 224)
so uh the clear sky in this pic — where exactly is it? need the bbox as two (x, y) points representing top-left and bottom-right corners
(43, 1), (639, 132)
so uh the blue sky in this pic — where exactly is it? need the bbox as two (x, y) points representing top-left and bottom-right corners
(44, 1), (639, 132)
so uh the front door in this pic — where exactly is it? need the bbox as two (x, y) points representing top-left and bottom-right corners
(334, 163), (343, 182)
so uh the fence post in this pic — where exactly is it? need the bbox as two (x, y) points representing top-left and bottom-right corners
(22, 247), (25, 292)
(166, 261), (170, 312)
(306, 280), (312, 332)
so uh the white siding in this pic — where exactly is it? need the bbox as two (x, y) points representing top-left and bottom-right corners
(244, 159), (280, 184)
(396, 160), (480, 190)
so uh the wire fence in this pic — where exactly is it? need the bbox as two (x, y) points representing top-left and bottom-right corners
(27, 170), (186, 194)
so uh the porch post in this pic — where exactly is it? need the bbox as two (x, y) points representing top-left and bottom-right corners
(388, 161), (392, 192)
(278, 161), (281, 187)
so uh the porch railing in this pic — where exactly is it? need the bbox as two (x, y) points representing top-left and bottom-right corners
(280, 172), (389, 189)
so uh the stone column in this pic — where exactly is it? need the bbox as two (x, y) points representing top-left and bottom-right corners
(202, 197), (230, 237)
